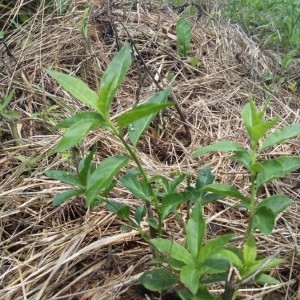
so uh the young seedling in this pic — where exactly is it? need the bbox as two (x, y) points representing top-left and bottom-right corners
(141, 98), (300, 299)
(44, 43), (300, 299)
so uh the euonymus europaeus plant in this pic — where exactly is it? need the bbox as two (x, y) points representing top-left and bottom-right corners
(142, 98), (300, 299)
(45, 43), (300, 299)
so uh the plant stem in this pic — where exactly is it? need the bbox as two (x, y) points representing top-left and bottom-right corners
(110, 123), (159, 239)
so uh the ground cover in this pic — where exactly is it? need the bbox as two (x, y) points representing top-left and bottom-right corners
(0, 1), (299, 299)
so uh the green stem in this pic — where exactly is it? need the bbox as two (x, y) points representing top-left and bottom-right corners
(245, 150), (258, 241)
(110, 123), (160, 240)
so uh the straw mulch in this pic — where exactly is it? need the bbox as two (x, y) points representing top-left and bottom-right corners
(0, 1), (299, 299)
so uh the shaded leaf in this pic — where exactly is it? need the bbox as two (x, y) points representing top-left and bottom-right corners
(140, 268), (177, 292)
(134, 204), (146, 224)
(201, 254), (230, 274)
(52, 119), (101, 153)
(193, 141), (244, 158)
(254, 206), (275, 235)
(129, 89), (171, 147)
(231, 150), (252, 171)
(78, 150), (95, 186)
(120, 174), (153, 202)
(202, 193), (224, 205)
(161, 192), (184, 219)
(52, 189), (83, 206)
(117, 101), (174, 128)
(177, 290), (193, 300)
(201, 183), (248, 203)
(196, 166), (215, 190)
(45, 170), (82, 187)
(169, 173), (185, 192)
(0, 89), (14, 111)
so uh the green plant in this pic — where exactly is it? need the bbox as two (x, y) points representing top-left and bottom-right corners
(0, 89), (21, 143)
(0, 90), (20, 120)
(176, 17), (192, 58)
(141, 98), (300, 299)
(225, 0), (300, 53)
(44, 44), (300, 299)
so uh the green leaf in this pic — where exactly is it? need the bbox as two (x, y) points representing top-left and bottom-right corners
(45, 69), (99, 112)
(78, 150), (95, 186)
(52, 119), (101, 153)
(140, 268), (177, 292)
(55, 112), (107, 129)
(218, 249), (243, 268)
(186, 201), (205, 260)
(0, 109), (21, 119)
(148, 218), (159, 230)
(98, 43), (132, 117)
(129, 89), (171, 147)
(86, 156), (129, 205)
(169, 173), (185, 192)
(120, 174), (153, 202)
(241, 98), (280, 145)
(242, 257), (283, 279)
(194, 285), (217, 299)
(195, 166), (215, 190)
(180, 265), (202, 295)
(253, 206), (275, 235)
(177, 290), (193, 300)
(257, 195), (293, 215)
(241, 98), (262, 133)
(198, 234), (234, 264)
(251, 119), (279, 145)
(134, 204), (146, 224)
(117, 101), (174, 128)
(256, 156), (300, 187)
(202, 193), (224, 205)
(116, 205), (130, 219)
(201, 255), (230, 274)
(45, 170), (82, 187)
(255, 273), (280, 285)
(161, 192), (184, 219)
(201, 183), (248, 203)
(231, 150), (252, 170)
(176, 18), (192, 57)
(52, 189), (83, 206)
(150, 238), (193, 265)
(0, 89), (14, 111)
(260, 124), (300, 152)
(193, 141), (244, 158)
(243, 234), (256, 267)
(106, 200), (125, 213)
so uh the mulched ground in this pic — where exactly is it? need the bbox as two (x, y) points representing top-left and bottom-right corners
(1, 1), (299, 299)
